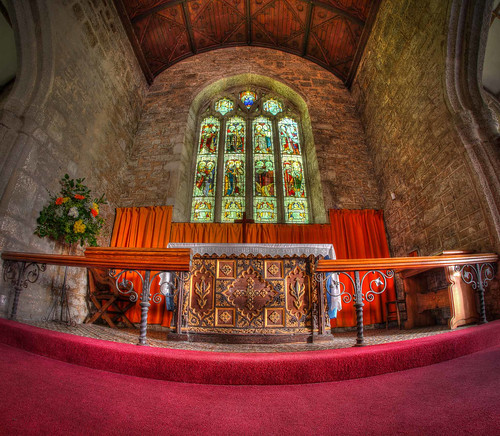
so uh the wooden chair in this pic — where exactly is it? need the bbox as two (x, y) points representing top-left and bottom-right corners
(385, 299), (406, 329)
(86, 268), (136, 329)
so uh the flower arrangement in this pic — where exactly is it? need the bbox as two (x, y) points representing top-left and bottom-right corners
(35, 174), (107, 246)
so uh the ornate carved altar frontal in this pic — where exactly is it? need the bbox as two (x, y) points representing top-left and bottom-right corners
(169, 243), (335, 343)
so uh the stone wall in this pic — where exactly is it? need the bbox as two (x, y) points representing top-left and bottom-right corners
(0, 0), (147, 321)
(352, 0), (500, 317)
(119, 47), (381, 222)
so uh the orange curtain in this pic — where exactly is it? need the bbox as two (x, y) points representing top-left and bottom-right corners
(110, 206), (173, 326)
(328, 209), (396, 327)
(170, 223), (242, 243)
(109, 208), (394, 328)
(170, 211), (395, 328)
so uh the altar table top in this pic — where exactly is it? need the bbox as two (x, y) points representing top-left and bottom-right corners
(167, 243), (336, 259)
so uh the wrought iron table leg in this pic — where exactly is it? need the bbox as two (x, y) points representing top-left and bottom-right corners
(138, 270), (151, 346)
(10, 262), (26, 320)
(353, 270), (365, 347)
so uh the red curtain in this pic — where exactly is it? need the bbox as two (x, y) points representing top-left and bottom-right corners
(328, 209), (396, 327)
(110, 207), (394, 328)
(110, 206), (173, 326)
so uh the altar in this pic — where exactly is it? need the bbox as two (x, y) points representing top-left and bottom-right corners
(166, 243), (335, 343)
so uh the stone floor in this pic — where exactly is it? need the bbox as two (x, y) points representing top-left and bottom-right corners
(21, 320), (464, 353)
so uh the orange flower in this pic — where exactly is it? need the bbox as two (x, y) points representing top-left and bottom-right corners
(55, 197), (64, 205)
(74, 194), (85, 200)
(91, 208), (98, 217)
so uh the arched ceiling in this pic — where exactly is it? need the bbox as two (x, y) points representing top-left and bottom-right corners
(115, 0), (381, 85)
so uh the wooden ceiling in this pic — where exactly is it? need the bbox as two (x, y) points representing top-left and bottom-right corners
(115, 0), (380, 86)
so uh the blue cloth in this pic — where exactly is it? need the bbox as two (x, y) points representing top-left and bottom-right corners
(324, 255), (340, 319)
(326, 273), (338, 319)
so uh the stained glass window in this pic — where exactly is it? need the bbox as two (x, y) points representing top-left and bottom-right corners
(263, 99), (283, 115)
(255, 198), (277, 223)
(240, 91), (257, 109)
(191, 91), (309, 224)
(278, 118), (301, 155)
(198, 117), (220, 154)
(253, 116), (273, 154)
(280, 117), (308, 223)
(191, 117), (220, 223)
(225, 117), (245, 153)
(215, 98), (234, 116)
(284, 199), (308, 224)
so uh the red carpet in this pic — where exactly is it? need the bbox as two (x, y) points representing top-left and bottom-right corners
(1, 318), (499, 385)
(0, 341), (499, 435)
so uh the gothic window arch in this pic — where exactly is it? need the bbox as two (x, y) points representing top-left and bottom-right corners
(190, 87), (310, 224)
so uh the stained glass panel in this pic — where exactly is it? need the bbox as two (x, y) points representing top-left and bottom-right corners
(225, 117), (245, 153)
(278, 118), (301, 155)
(198, 117), (220, 155)
(254, 198), (277, 223)
(284, 199), (308, 224)
(253, 117), (273, 154)
(222, 197), (245, 222)
(282, 156), (306, 198)
(191, 198), (215, 223)
(215, 98), (234, 116)
(254, 157), (275, 197)
(223, 155), (245, 197)
(263, 99), (283, 115)
(240, 91), (257, 109)
(193, 157), (217, 197)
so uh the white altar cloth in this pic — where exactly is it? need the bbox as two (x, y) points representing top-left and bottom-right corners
(167, 243), (336, 259)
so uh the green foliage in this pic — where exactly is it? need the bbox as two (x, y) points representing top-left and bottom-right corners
(35, 174), (107, 247)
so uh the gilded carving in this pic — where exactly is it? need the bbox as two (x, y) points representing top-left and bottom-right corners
(190, 266), (215, 316)
(224, 267), (277, 321)
(286, 266), (310, 320)
(215, 308), (235, 327)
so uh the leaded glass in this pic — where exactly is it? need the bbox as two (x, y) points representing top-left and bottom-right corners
(198, 117), (220, 154)
(225, 117), (245, 153)
(284, 199), (308, 224)
(282, 156), (306, 198)
(278, 118), (301, 155)
(253, 117), (273, 154)
(191, 198), (215, 223)
(263, 99), (283, 115)
(223, 155), (245, 197)
(254, 198), (277, 223)
(215, 98), (234, 116)
(240, 91), (257, 109)
(222, 198), (245, 222)
(193, 157), (217, 197)
(254, 157), (275, 197)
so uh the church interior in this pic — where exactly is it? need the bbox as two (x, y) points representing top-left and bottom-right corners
(0, 0), (499, 434)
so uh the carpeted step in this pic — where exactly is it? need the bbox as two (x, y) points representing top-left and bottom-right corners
(1, 318), (499, 385)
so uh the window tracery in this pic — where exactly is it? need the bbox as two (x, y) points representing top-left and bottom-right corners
(191, 88), (309, 224)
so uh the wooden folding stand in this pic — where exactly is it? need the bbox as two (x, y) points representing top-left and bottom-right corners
(86, 268), (136, 328)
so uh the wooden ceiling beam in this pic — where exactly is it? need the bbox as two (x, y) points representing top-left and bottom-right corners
(310, 0), (365, 27)
(302, 2), (313, 56)
(132, 0), (365, 27)
(181, 1), (197, 54)
(246, 0), (252, 44)
(131, 0), (184, 23)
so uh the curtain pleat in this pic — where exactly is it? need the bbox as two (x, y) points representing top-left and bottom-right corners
(109, 207), (394, 328)
(110, 206), (173, 326)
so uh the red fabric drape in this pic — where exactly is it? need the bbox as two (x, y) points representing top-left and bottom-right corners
(328, 209), (396, 327)
(110, 207), (394, 327)
(110, 206), (173, 326)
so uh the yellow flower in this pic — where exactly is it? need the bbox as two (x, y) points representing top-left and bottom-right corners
(92, 202), (99, 213)
(62, 197), (70, 203)
(73, 220), (86, 234)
